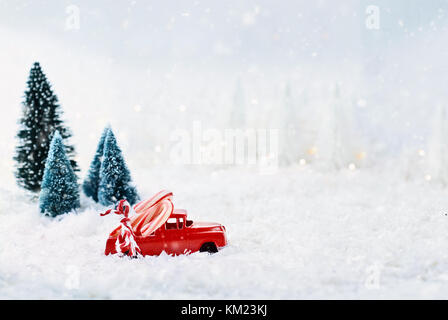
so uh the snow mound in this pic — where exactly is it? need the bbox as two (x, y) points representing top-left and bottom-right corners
(1, 166), (448, 299)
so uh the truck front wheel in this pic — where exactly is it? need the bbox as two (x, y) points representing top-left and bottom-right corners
(200, 242), (218, 253)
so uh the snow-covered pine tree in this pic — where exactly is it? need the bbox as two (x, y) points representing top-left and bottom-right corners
(279, 81), (298, 165)
(98, 128), (139, 206)
(39, 131), (80, 217)
(14, 62), (78, 192)
(83, 126), (110, 202)
(229, 77), (246, 128)
(426, 104), (448, 185)
(314, 83), (362, 170)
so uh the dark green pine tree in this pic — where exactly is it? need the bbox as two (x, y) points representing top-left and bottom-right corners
(39, 131), (80, 217)
(14, 62), (78, 192)
(98, 128), (139, 206)
(83, 126), (110, 202)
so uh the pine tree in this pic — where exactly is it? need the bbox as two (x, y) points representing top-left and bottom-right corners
(39, 131), (80, 217)
(279, 82), (298, 165)
(427, 104), (448, 185)
(315, 83), (362, 169)
(98, 129), (139, 206)
(14, 62), (79, 192)
(229, 78), (246, 127)
(83, 126), (110, 202)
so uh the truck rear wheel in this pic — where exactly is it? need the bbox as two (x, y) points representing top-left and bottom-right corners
(200, 242), (218, 253)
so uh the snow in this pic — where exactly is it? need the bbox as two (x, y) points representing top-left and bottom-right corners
(1, 164), (448, 299)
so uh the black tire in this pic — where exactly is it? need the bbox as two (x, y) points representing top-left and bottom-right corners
(200, 242), (218, 254)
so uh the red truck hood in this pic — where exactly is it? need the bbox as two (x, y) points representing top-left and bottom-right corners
(190, 221), (225, 231)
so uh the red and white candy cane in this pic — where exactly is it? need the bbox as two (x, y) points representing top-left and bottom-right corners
(101, 200), (142, 258)
(132, 190), (173, 237)
(107, 190), (174, 238)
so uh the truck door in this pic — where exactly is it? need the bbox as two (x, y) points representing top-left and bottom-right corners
(163, 217), (189, 255)
(139, 228), (164, 256)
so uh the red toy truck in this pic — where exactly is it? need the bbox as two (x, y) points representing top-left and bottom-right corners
(104, 191), (228, 256)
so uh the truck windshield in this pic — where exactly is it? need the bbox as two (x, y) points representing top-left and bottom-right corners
(165, 217), (193, 229)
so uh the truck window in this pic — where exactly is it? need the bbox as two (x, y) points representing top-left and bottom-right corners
(178, 217), (184, 229)
(165, 218), (177, 230)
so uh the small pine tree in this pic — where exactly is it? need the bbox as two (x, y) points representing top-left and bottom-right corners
(14, 62), (78, 192)
(427, 104), (448, 185)
(229, 78), (246, 127)
(315, 83), (362, 169)
(279, 82), (298, 165)
(98, 129), (139, 206)
(83, 126), (110, 201)
(39, 131), (80, 217)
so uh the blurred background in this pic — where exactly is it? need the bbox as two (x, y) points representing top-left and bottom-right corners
(1, 0), (448, 182)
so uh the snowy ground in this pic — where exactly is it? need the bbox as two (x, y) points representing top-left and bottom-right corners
(1, 164), (448, 299)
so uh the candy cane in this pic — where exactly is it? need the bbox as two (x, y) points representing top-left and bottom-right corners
(102, 191), (175, 257)
(101, 200), (141, 258)
(139, 198), (173, 236)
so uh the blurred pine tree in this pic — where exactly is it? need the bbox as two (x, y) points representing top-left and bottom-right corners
(14, 62), (78, 192)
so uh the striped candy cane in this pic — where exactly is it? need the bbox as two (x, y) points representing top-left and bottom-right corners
(101, 200), (142, 258)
